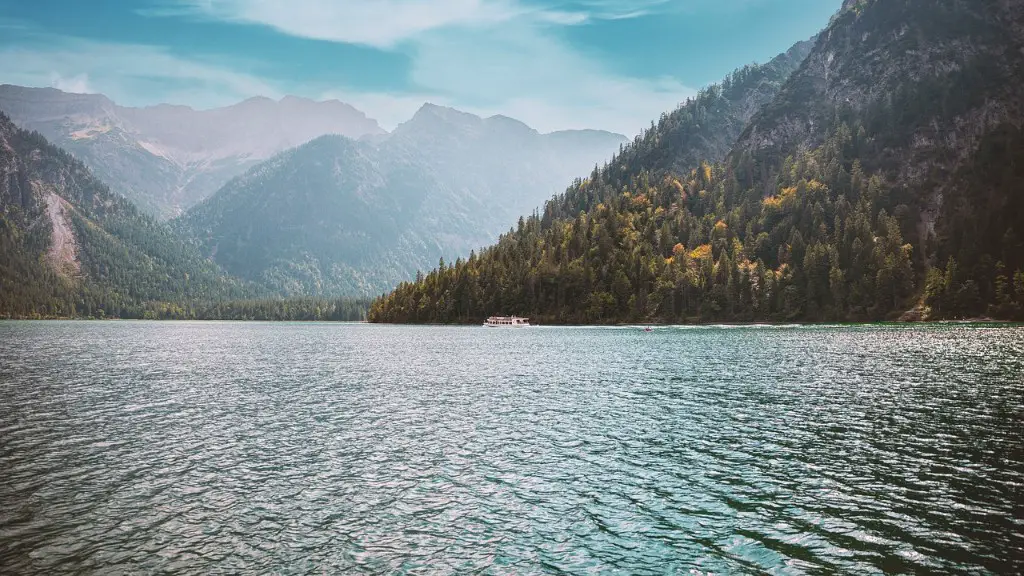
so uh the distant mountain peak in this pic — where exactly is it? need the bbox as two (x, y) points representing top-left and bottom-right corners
(277, 95), (376, 122)
(0, 84), (117, 117)
(390, 103), (484, 139)
(412, 102), (481, 123)
(483, 114), (537, 135)
(234, 95), (276, 108)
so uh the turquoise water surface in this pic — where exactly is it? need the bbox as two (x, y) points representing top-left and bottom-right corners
(0, 322), (1021, 573)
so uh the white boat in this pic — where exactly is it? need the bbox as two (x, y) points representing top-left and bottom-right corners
(483, 316), (531, 327)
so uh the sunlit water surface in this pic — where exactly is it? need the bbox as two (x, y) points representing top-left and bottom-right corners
(1, 321), (1022, 574)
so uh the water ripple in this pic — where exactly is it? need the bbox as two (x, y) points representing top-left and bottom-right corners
(0, 321), (1022, 574)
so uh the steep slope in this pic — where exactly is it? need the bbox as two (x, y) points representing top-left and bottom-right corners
(177, 136), (431, 296)
(0, 87), (384, 218)
(735, 0), (1024, 257)
(369, 0), (1024, 324)
(0, 112), (253, 318)
(733, 0), (1024, 317)
(382, 105), (627, 252)
(177, 110), (625, 296)
(546, 39), (814, 221)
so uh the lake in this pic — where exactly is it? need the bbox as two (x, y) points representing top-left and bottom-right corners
(0, 321), (1021, 574)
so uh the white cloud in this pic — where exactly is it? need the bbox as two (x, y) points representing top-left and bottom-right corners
(157, 0), (666, 47)
(160, 0), (516, 48)
(49, 73), (92, 94)
(0, 38), (281, 109)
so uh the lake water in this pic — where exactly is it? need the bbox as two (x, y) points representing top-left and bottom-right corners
(0, 321), (1021, 574)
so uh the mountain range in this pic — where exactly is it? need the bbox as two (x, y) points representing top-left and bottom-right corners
(176, 103), (626, 295)
(0, 88), (625, 299)
(0, 88), (625, 311)
(0, 86), (385, 218)
(3, 0), (1020, 321)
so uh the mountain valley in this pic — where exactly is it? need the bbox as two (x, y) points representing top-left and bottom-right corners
(176, 103), (626, 296)
(2, 0), (1021, 321)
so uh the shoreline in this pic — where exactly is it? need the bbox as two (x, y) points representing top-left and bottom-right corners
(3, 317), (1016, 326)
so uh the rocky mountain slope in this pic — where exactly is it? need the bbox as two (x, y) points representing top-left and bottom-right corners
(369, 0), (1024, 324)
(733, 0), (1024, 315)
(0, 112), (254, 318)
(177, 106), (626, 296)
(0, 86), (384, 218)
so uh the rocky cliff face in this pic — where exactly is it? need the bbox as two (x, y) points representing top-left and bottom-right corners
(736, 0), (1024, 254)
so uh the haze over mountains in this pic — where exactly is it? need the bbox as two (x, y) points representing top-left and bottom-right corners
(0, 86), (386, 218)
(0, 84), (626, 305)
(178, 103), (627, 295)
(0, 86), (626, 225)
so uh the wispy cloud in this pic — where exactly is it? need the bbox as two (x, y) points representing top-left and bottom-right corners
(139, 0), (691, 133)
(150, 0), (668, 47)
(49, 72), (92, 94)
(546, 0), (671, 22)
(149, 0), (513, 48)
(0, 36), (281, 109)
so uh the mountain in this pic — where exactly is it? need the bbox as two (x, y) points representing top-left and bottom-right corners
(0, 111), (255, 318)
(368, 0), (1024, 324)
(176, 107), (626, 296)
(0, 86), (384, 218)
(547, 38), (814, 220)
(734, 0), (1024, 289)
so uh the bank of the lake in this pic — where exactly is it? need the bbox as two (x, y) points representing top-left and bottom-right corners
(0, 297), (370, 322)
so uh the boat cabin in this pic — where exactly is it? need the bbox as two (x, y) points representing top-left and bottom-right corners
(484, 316), (531, 327)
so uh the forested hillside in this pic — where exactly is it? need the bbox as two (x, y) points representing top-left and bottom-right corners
(369, 0), (1024, 324)
(548, 38), (813, 220)
(0, 111), (255, 317)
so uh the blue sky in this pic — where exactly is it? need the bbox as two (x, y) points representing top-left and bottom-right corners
(0, 0), (842, 134)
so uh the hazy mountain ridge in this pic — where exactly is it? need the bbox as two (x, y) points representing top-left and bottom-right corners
(0, 86), (385, 218)
(177, 107), (627, 296)
(369, 0), (1024, 324)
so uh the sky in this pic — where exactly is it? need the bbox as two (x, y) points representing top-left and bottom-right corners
(0, 0), (842, 135)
